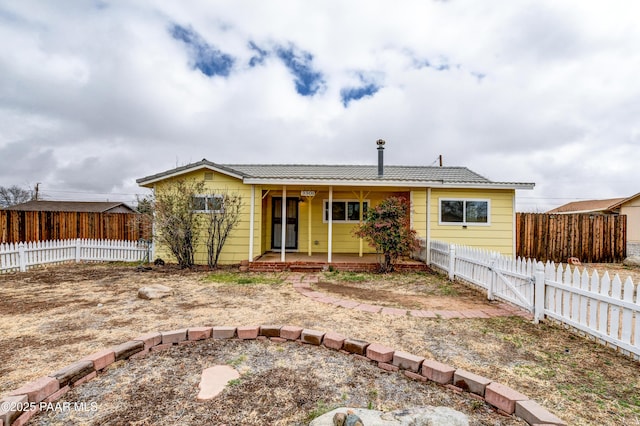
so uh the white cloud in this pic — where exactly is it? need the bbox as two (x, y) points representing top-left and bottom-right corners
(0, 0), (639, 209)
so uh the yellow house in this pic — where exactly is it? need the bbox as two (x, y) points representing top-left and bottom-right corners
(137, 147), (534, 266)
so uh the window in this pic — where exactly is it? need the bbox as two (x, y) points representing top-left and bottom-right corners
(323, 200), (369, 223)
(439, 199), (489, 225)
(192, 195), (224, 213)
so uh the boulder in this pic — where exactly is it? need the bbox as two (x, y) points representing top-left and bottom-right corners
(138, 284), (173, 300)
(623, 256), (640, 267)
(310, 407), (469, 426)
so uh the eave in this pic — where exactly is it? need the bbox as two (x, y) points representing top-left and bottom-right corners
(242, 177), (535, 190)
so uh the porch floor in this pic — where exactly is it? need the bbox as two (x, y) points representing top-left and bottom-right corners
(250, 252), (427, 272)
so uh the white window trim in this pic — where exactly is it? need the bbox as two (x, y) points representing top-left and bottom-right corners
(438, 198), (491, 226)
(322, 199), (370, 223)
(192, 194), (224, 213)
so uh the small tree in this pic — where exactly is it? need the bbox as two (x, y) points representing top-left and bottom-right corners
(153, 179), (204, 268)
(135, 194), (154, 216)
(205, 191), (242, 268)
(354, 196), (419, 273)
(0, 185), (33, 208)
(126, 194), (154, 245)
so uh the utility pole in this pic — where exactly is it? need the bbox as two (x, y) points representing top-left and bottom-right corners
(34, 183), (40, 200)
(439, 155), (443, 167)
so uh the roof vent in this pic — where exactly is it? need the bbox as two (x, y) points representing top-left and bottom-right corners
(376, 139), (385, 177)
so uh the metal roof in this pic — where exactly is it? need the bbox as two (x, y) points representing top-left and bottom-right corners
(224, 164), (490, 182)
(136, 159), (534, 189)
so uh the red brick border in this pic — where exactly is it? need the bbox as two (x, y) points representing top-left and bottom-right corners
(0, 324), (566, 426)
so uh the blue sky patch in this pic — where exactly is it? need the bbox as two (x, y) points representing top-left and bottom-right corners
(248, 41), (268, 67)
(170, 24), (235, 77)
(275, 44), (325, 96)
(412, 55), (452, 72)
(340, 83), (380, 107)
(471, 71), (487, 82)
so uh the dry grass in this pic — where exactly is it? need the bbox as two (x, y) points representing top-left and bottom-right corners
(0, 263), (638, 425)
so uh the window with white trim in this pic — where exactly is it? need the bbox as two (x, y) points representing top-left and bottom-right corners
(323, 200), (369, 223)
(192, 194), (224, 213)
(439, 199), (489, 225)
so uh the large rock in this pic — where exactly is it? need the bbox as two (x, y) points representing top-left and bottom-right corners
(623, 256), (640, 267)
(310, 406), (469, 426)
(138, 284), (173, 300)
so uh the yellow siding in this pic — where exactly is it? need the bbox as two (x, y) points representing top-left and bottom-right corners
(429, 188), (515, 255)
(151, 173), (518, 263)
(411, 188), (427, 237)
(153, 170), (262, 265)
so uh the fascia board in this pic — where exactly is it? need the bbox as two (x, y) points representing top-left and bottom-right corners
(137, 165), (244, 187)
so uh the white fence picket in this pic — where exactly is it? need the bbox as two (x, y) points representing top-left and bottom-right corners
(621, 277), (634, 346)
(0, 238), (150, 273)
(588, 270), (599, 331)
(598, 272), (611, 341)
(609, 275), (622, 343)
(429, 239), (640, 359)
(579, 269), (589, 327)
(635, 284), (640, 354)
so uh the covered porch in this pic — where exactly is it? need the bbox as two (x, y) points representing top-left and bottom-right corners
(247, 184), (428, 267)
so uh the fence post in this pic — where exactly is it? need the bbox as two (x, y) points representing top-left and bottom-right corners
(75, 238), (82, 263)
(534, 261), (545, 324)
(18, 242), (26, 272)
(488, 254), (496, 301)
(448, 244), (456, 280)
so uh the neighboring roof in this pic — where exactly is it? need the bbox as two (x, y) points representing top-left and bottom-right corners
(4, 200), (136, 213)
(608, 192), (640, 210)
(137, 159), (535, 190)
(547, 198), (627, 214)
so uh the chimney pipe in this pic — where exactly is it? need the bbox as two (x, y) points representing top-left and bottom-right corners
(376, 139), (385, 177)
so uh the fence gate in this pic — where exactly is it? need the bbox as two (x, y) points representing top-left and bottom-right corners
(490, 264), (534, 312)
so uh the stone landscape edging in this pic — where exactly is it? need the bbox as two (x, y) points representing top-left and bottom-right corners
(290, 273), (534, 320)
(0, 325), (566, 426)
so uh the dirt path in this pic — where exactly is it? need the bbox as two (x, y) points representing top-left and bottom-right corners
(316, 281), (497, 310)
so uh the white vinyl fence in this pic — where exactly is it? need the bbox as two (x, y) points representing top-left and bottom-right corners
(0, 239), (152, 273)
(428, 239), (640, 359)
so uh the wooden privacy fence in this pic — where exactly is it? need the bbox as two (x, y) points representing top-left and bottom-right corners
(0, 239), (152, 273)
(0, 210), (152, 244)
(516, 213), (626, 263)
(429, 240), (640, 360)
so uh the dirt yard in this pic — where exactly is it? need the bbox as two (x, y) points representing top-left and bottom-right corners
(0, 263), (639, 425)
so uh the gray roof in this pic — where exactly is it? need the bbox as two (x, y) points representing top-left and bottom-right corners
(4, 200), (136, 213)
(137, 159), (534, 189)
(223, 164), (490, 182)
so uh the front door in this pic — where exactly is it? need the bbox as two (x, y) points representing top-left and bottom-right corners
(272, 198), (298, 250)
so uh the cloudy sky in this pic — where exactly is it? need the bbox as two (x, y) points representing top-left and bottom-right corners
(1, 0), (639, 211)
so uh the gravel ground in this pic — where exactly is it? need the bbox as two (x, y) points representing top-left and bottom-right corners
(32, 339), (525, 426)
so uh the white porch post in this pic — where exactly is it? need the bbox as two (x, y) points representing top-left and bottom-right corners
(249, 185), (255, 262)
(512, 192), (517, 256)
(328, 186), (333, 263)
(281, 186), (287, 262)
(426, 187), (431, 264)
(308, 196), (313, 256)
(358, 190), (364, 257)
